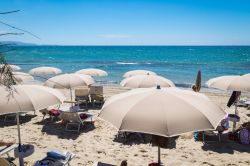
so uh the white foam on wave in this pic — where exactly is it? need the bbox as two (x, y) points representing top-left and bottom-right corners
(116, 62), (139, 65)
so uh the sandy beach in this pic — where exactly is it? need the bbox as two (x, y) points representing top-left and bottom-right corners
(0, 86), (249, 166)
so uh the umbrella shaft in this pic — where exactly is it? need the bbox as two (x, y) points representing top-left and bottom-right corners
(16, 113), (24, 166)
(16, 113), (22, 145)
(158, 146), (161, 165)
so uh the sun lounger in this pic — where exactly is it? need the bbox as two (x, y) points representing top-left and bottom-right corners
(34, 150), (75, 166)
(75, 86), (90, 109)
(3, 112), (26, 123)
(0, 144), (18, 159)
(89, 86), (104, 107)
(59, 112), (93, 132)
(4, 114), (17, 123)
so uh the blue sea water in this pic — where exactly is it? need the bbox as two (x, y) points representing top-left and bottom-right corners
(4, 46), (250, 87)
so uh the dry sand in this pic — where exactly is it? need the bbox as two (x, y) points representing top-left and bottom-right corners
(0, 86), (250, 166)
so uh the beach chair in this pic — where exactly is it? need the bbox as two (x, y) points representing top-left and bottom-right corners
(59, 112), (93, 132)
(89, 86), (104, 107)
(34, 150), (75, 166)
(4, 113), (17, 123)
(75, 86), (90, 109)
(0, 144), (18, 160)
(4, 112), (27, 124)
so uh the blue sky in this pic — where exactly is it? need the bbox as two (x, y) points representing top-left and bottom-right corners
(0, 0), (250, 45)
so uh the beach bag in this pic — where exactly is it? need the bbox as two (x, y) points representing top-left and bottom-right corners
(239, 128), (250, 145)
(48, 109), (60, 117)
(79, 113), (88, 120)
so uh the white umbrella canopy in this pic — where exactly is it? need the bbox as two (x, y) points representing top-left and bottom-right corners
(1, 72), (33, 83)
(120, 74), (175, 88)
(44, 73), (95, 89)
(0, 85), (66, 114)
(99, 87), (226, 137)
(13, 72), (34, 83)
(29, 67), (62, 75)
(206, 75), (250, 92)
(123, 70), (157, 78)
(0, 85), (65, 166)
(75, 68), (108, 76)
(0, 64), (21, 71)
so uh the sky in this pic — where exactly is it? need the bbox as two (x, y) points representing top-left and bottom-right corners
(0, 0), (250, 45)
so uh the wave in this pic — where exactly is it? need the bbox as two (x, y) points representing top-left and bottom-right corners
(116, 62), (139, 65)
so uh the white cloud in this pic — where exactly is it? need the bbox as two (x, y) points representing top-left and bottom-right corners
(97, 34), (132, 39)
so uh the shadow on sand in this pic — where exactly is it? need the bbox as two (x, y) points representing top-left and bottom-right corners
(0, 114), (37, 128)
(113, 132), (177, 149)
(34, 118), (95, 140)
(201, 133), (250, 154)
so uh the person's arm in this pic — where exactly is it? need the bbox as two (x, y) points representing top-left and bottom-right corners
(0, 140), (15, 146)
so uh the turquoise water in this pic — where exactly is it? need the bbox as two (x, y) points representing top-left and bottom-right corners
(4, 46), (250, 87)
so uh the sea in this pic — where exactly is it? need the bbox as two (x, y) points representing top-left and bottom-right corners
(3, 46), (250, 89)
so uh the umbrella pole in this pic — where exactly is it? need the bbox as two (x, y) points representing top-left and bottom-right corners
(70, 88), (73, 107)
(16, 112), (24, 166)
(158, 146), (161, 165)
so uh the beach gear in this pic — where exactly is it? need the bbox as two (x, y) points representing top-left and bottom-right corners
(59, 112), (93, 132)
(34, 150), (75, 166)
(90, 86), (104, 107)
(99, 86), (226, 164)
(123, 70), (157, 78)
(75, 86), (90, 109)
(192, 70), (201, 92)
(120, 74), (175, 88)
(44, 73), (95, 102)
(76, 68), (108, 76)
(239, 128), (250, 144)
(0, 144), (18, 160)
(48, 109), (60, 117)
(0, 85), (65, 166)
(29, 67), (62, 76)
(207, 75), (250, 117)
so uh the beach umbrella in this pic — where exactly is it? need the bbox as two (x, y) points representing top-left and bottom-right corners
(206, 75), (250, 92)
(29, 67), (62, 76)
(0, 64), (21, 71)
(75, 68), (108, 76)
(44, 73), (95, 101)
(123, 70), (157, 78)
(206, 75), (250, 115)
(192, 70), (201, 92)
(99, 86), (226, 164)
(120, 74), (175, 88)
(0, 72), (33, 84)
(12, 72), (34, 83)
(0, 85), (66, 166)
